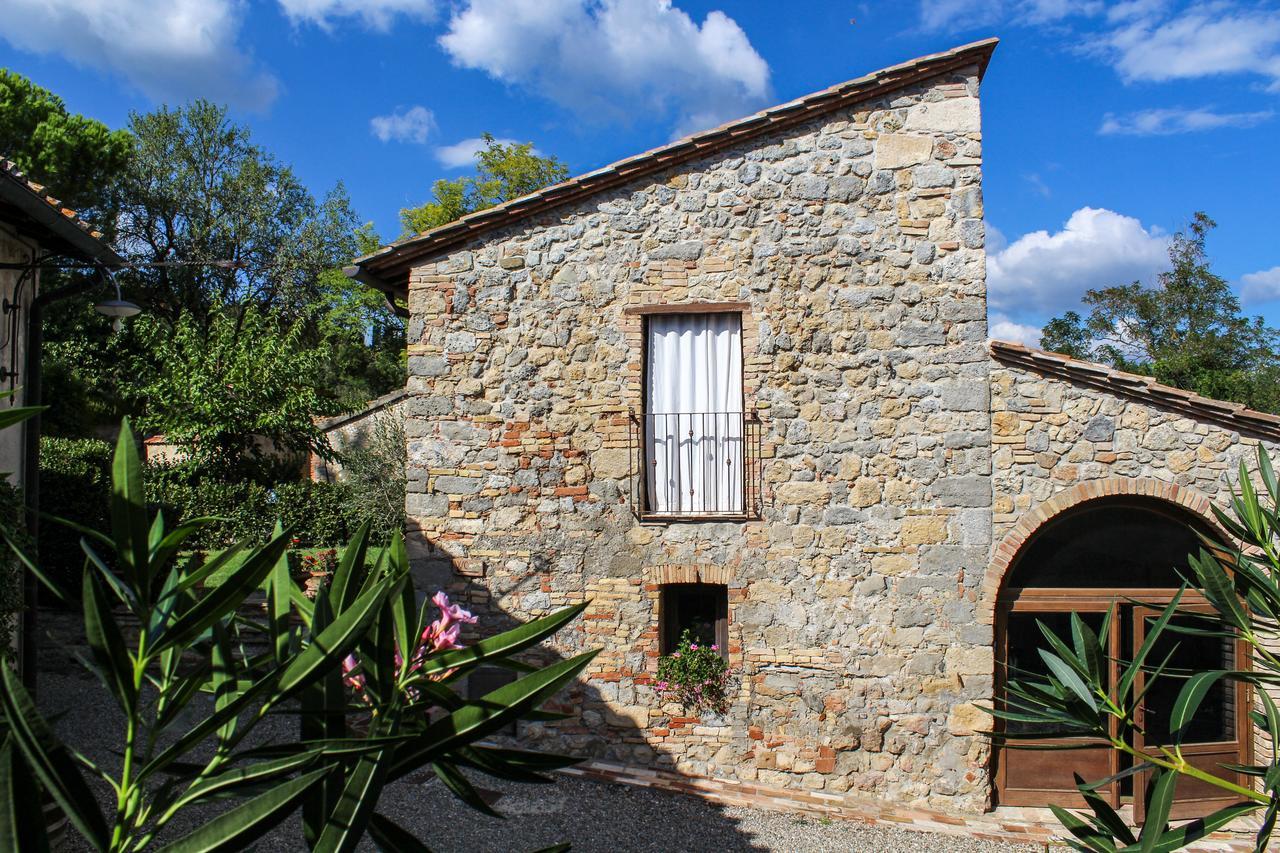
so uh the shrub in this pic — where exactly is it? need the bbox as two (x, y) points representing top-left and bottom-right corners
(336, 411), (406, 544)
(0, 478), (28, 651)
(38, 436), (112, 592)
(655, 630), (735, 717)
(146, 468), (355, 551)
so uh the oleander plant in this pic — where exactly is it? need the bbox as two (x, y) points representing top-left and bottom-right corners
(1, 417), (596, 851)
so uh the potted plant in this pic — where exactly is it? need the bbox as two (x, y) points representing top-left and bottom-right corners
(655, 630), (736, 719)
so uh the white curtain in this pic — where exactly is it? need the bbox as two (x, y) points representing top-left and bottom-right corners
(646, 313), (744, 514)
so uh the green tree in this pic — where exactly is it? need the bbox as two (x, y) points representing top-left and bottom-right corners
(400, 133), (570, 234)
(0, 69), (133, 219)
(116, 101), (361, 328)
(134, 305), (336, 478)
(1040, 213), (1280, 412)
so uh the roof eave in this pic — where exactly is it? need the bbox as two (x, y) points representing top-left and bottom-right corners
(0, 170), (123, 267)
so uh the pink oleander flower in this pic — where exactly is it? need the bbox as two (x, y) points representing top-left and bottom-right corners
(690, 644), (699, 651)
(710, 644), (719, 651)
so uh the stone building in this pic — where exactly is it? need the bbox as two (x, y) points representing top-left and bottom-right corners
(350, 38), (1275, 818)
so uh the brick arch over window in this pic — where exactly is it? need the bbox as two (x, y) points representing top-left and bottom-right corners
(979, 478), (1218, 626)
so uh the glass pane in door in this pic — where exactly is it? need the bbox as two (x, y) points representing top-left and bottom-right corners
(1004, 611), (1108, 735)
(1141, 613), (1235, 744)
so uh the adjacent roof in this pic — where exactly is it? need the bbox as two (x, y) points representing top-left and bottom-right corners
(0, 157), (123, 266)
(991, 340), (1280, 441)
(316, 388), (407, 433)
(349, 38), (999, 297)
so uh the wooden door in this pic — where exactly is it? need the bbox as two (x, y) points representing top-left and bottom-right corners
(996, 602), (1120, 807)
(1132, 605), (1250, 822)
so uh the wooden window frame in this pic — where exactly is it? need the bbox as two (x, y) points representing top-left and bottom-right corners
(658, 583), (729, 658)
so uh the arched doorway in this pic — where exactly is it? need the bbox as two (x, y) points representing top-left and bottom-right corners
(994, 497), (1250, 819)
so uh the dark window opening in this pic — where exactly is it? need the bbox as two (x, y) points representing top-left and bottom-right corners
(1006, 501), (1206, 589)
(467, 666), (517, 735)
(660, 583), (728, 657)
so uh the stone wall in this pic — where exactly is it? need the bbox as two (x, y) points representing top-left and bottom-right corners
(311, 389), (407, 482)
(403, 65), (993, 811)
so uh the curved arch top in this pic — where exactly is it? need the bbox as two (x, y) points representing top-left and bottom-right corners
(980, 478), (1218, 625)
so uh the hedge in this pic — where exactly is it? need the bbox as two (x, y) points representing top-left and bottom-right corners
(39, 436), (367, 589)
(39, 436), (113, 594)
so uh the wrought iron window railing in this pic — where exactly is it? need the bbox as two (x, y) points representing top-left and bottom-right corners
(629, 410), (763, 520)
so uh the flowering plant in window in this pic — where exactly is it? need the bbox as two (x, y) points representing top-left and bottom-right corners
(341, 591), (478, 704)
(655, 629), (735, 716)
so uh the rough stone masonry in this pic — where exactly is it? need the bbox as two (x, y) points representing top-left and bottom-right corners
(399, 53), (995, 812)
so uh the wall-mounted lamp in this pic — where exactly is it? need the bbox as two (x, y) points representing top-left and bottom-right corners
(93, 267), (141, 331)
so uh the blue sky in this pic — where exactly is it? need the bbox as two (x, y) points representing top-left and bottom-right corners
(2, 0), (1279, 344)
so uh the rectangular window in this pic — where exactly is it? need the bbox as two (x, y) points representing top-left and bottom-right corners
(644, 312), (744, 516)
(660, 583), (728, 657)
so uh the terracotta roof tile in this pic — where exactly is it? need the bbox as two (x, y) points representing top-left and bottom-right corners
(351, 38), (998, 290)
(990, 339), (1280, 441)
(1, 157), (108, 240)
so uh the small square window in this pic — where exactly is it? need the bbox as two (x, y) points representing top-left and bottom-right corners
(467, 666), (517, 735)
(660, 583), (728, 657)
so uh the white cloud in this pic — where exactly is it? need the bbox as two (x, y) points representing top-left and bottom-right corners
(989, 313), (1043, 347)
(1100, 3), (1280, 87)
(370, 106), (437, 143)
(0, 0), (278, 110)
(920, 1), (1280, 90)
(277, 0), (437, 31)
(988, 207), (1170, 315)
(434, 136), (520, 168)
(1242, 266), (1280, 304)
(1100, 106), (1274, 135)
(438, 0), (771, 136)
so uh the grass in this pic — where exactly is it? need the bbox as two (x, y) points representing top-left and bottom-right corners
(178, 545), (390, 588)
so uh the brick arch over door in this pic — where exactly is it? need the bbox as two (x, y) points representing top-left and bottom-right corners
(979, 478), (1218, 626)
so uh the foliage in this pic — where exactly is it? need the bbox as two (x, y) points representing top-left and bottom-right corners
(1040, 213), (1280, 413)
(38, 436), (113, 592)
(336, 411), (406, 544)
(400, 134), (570, 234)
(145, 471), (354, 551)
(0, 69), (133, 220)
(656, 630), (735, 717)
(0, 480), (27, 653)
(991, 446), (1280, 852)
(0, 418), (597, 850)
(41, 96), (403, 441)
(133, 304), (336, 477)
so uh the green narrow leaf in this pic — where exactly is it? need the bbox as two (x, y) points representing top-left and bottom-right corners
(1169, 671), (1231, 744)
(431, 760), (502, 818)
(0, 738), (51, 853)
(155, 767), (329, 853)
(265, 522), (292, 666)
(278, 573), (400, 700)
(109, 417), (151, 594)
(1048, 803), (1119, 852)
(312, 719), (400, 853)
(367, 813), (432, 853)
(1119, 591), (1183, 700)
(414, 602), (591, 677)
(329, 519), (372, 613)
(390, 649), (599, 780)
(165, 751), (326, 814)
(154, 531), (291, 654)
(1039, 650), (1098, 711)
(81, 570), (136, 710)
(0, 665), (109, 851)
(1138, 768), (1177, 852)
(1071, 772), (1136, 846)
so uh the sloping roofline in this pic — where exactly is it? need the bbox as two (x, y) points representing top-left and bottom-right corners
(991, 340), (1280, 441)
(348, 38), (998, 299)
(0, 157), (123, 266)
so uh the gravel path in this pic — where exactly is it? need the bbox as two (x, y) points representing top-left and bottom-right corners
(36, 621), (1035, 853)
